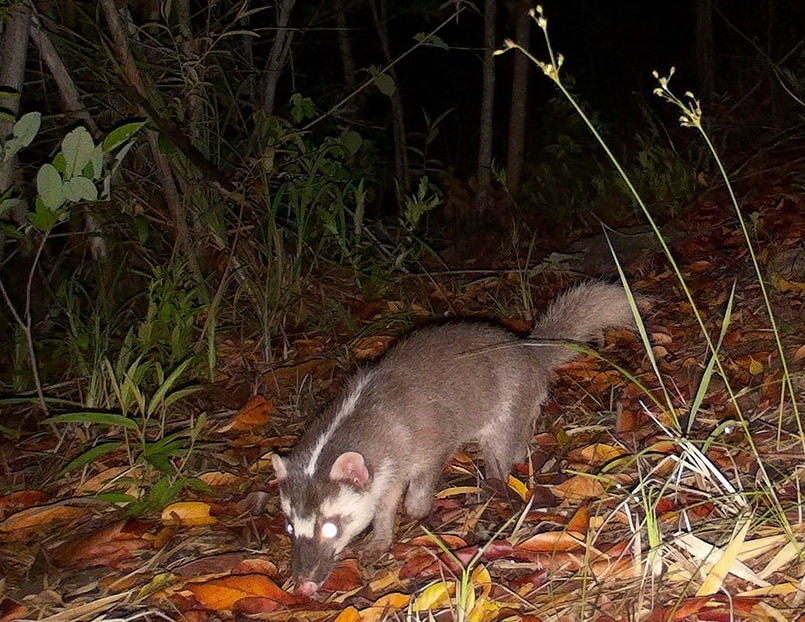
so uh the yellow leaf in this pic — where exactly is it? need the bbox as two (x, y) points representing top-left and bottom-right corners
(436, 485), (482, 499)
(507, 475), (528, 501)
(412, 581), (452, 612)
(161, 501), (216, 526)
(696, 517), (752, 596)
(748, 357), (764, 375)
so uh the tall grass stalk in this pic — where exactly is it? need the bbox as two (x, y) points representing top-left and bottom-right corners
(496, 2), (802, 568)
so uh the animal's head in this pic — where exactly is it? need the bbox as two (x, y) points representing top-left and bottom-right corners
(273, 451), (377, 595)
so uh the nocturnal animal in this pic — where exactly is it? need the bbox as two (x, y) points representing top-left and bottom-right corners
(272, 281), (638, 595)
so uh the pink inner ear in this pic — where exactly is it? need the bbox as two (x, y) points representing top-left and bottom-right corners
(330, 451), (370, 488)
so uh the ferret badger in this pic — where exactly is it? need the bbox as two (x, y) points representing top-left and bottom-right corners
(272, 281), (637, 595)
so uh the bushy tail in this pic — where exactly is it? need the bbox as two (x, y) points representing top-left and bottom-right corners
(530, 281), (637, 367)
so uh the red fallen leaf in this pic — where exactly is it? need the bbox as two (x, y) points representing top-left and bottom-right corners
(508, 569), (549, 592)
(0, 597), (28, 622)
(173, 552), (250, 578)
(50, 520), (152, 570)
(478, 540), (515, 561)
(320, 557), (362, 593)
(220, 395), (274, 432)
(186, 574), (297, 611)
(0, 490), (49, 520)
(398, 552), (442, 580)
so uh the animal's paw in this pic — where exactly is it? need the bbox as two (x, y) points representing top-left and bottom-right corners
(359, 538), (392, 566)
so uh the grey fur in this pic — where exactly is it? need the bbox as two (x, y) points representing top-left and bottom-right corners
(273, 281), (637, 593)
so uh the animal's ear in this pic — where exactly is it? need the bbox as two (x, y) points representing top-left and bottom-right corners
(329, 451), (370, 489)
(272, 454), (288, 481)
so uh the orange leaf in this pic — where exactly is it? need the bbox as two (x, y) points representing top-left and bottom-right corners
(0, 503), (88, 538)
(187, 574), (295, 611)
(516, 531), (586, 553)
(566, 504), (590, 535)
(221, 395), (274, 432)
(353, 335), (394, 360)
(333, 606), (362, 622)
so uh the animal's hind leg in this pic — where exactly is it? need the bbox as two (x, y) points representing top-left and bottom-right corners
(403, 455), (451, 519)
(479, 413), (536, 483)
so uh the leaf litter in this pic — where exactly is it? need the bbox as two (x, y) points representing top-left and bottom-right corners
(4, 184), (805, 620)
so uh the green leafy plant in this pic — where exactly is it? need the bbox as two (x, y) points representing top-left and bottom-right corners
(0, 116), (144, 413)
(45, 357), (207, 515)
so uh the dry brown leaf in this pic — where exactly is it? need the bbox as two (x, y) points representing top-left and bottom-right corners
(197, 471), (246, 489)
(552, 474), (605, 501)
(353, 335), (394, 360)
(0, 490), (49, 520)
(49, 520), (151, 569)
(161, 501), (217, 526)
(74, 465), (136, 495)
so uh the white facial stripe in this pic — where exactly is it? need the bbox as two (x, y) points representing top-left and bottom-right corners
(290, 513), (316, 539)
(304, 370), (376, 476)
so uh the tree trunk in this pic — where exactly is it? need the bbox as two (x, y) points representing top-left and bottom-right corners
(370, 0), (410, 193)
(475, 0), (496, 225)
(263, 0), (297, 115)
(99, 0), (202, 281)
(694, 0), (715, 102)
(506, 2), (531, 199)
(0, 1), (31, 207)
(335, 0), (357, 90)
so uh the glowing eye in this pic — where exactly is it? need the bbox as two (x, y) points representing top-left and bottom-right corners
(286, 523), (294, 536)
(320, 521), (338, 539)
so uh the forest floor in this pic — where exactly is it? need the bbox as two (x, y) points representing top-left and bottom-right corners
(4, 168), (805, 621)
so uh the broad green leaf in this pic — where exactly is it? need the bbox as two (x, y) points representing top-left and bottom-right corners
(36, 163), (65, 210)
(102, 121), (145, 152)
(341, 130), (362, 155)
(60, 441), (122, 475)
(52, 152), (66, 174)
(2, 112), (42, 163)
(63, 176), (98, 203)
(13, 112), (42, 146)
(414, 32), (449, 50)
(44, 412), (139, 429)
(84, 144), (104, 180)
(28, 199), (58, 230)
(61, 127), (95, 178)
(374, 73), (396, 97)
